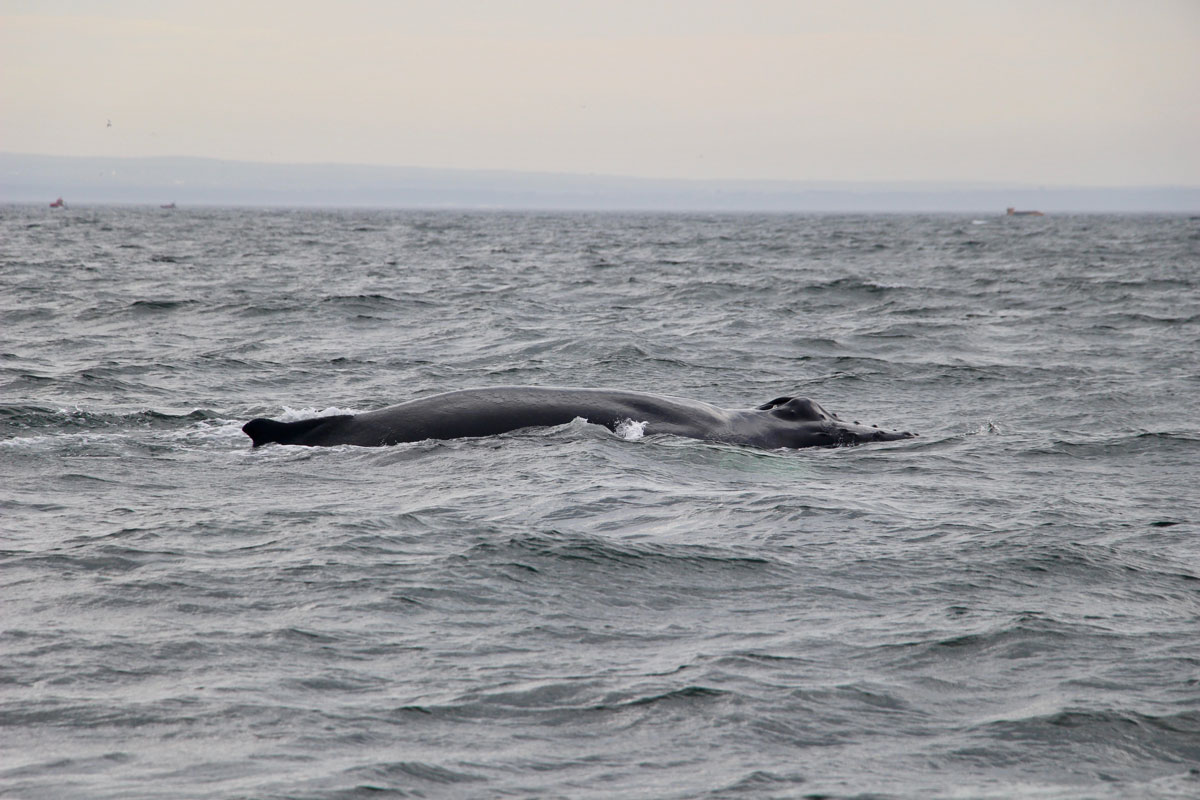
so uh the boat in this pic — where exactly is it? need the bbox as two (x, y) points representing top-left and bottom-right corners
(161, 202), (176, 209)
(49, 197), (66, 208)
(1006, 207), (1043, 216)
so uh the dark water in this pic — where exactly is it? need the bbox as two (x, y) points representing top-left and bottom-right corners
(2, 206), (1198, 799)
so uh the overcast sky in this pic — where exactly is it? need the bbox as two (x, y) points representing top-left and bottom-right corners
(2, 0), (1197, 185)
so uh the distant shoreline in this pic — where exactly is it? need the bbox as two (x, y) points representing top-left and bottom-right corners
(4, 152), (1198, 213)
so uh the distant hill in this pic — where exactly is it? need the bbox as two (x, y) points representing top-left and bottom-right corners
(3, 152), (1197, 212)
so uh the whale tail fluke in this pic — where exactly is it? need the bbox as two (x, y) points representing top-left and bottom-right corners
(242, 415), (352, 447)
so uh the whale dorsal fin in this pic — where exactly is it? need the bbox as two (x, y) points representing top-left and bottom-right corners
(242, 415), (352, 447)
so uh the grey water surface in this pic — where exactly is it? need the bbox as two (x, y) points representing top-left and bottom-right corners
(2, 207), (1198, 799)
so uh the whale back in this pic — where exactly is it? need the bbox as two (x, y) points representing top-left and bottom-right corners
(240, 388), (914, 449)
(242, 415), (353, 447)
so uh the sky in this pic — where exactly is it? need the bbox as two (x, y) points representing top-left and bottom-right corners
(2, 0), (1198, 185)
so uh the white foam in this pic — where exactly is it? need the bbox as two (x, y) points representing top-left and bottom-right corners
(277, 405), (360, 421)
(613, 418), (647, 441)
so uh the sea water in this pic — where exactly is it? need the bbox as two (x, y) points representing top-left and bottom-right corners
(2, 207), (1198, 798)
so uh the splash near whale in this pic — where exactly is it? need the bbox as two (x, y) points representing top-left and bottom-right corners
(242, 387), (915, 450)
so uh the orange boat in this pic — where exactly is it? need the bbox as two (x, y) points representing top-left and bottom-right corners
(49, 197), (66, 208)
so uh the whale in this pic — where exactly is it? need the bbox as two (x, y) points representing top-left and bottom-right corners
(242, 386), (915, 450)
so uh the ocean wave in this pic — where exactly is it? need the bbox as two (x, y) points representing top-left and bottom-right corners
(339, 760), (487, 786)
(0, 405), (218, 433)
(972, 708), (1200, 766)
(1026, 431), (1200, 458)
(458, 531), (778, 577)
(126, 298), (198, 312)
